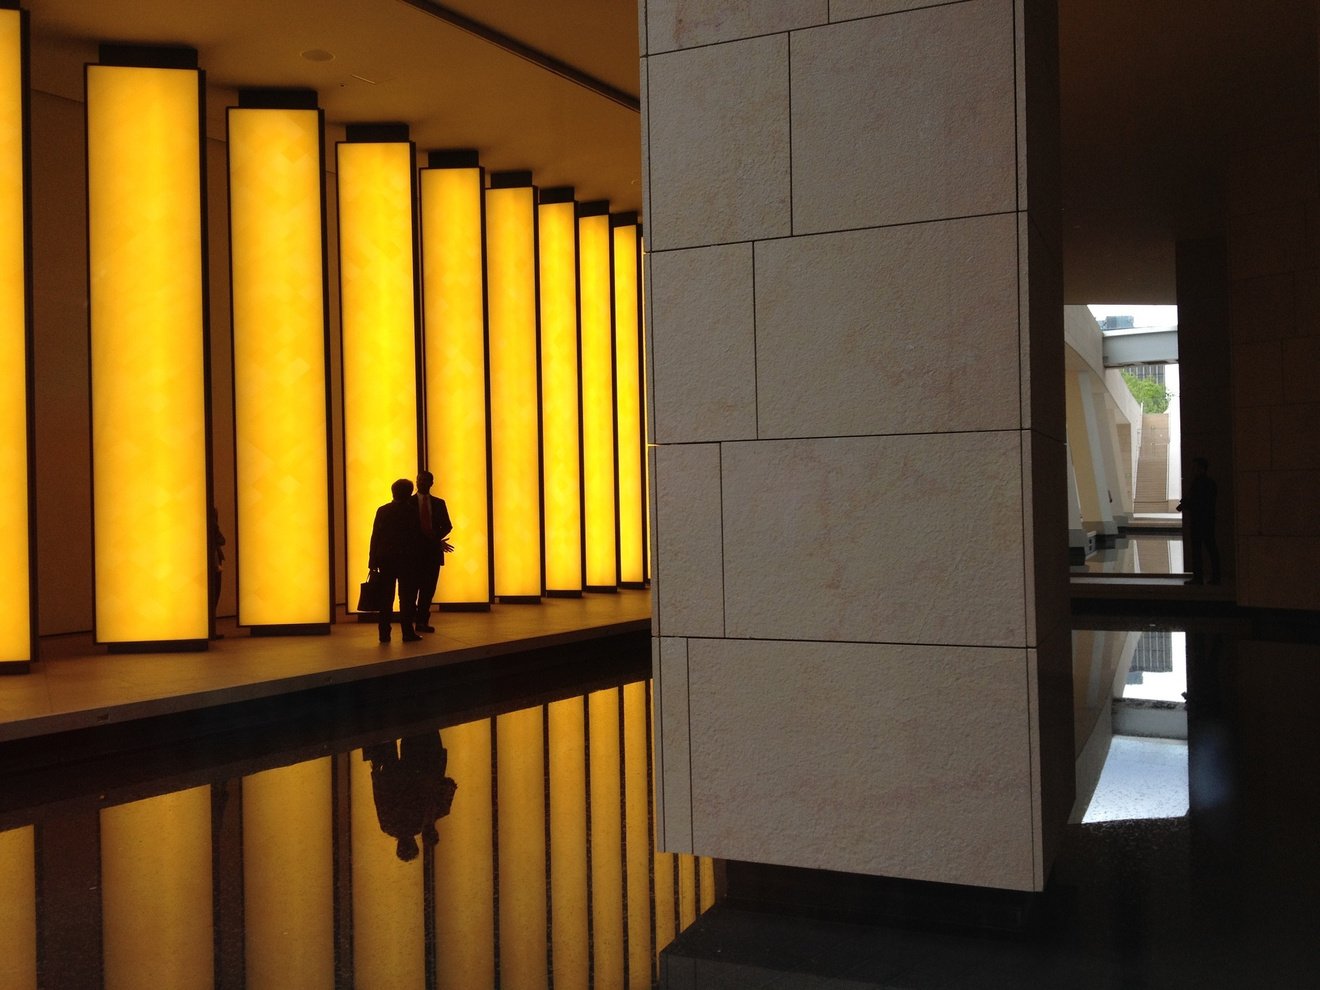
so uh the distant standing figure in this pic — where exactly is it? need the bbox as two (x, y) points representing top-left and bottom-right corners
(368, 479), (424, 643)
(1178, 457), (1220, 585)
(209, 506), (226, 640)
(412, 470), (453, 634)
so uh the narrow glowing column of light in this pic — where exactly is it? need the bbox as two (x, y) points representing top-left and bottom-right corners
(351, 744), (425, 988)
(538, 188), (583, 595)
(495, 705), (548, 988)
(0, 826), (36, 990)
(577, 202), (617, 590)
(434, 718), (495, 990)
(0, 5), (31, 669)
(419, 151), (491, 608)
(242, 758), (333, 989)
(548, 696), (589, 990)
(228, 91), (331, 631)
(700, 857), (716, 912)
(588, 686), (624, 986)
(622, 680), (653, 988)
(338, 127), (418, 608)
(86, 49), (209, 647)
(101, 788), (213, 990)
(485, 172), (543, 601)
(611, 215), (646, 588)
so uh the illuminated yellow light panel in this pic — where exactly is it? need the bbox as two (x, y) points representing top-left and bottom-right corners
(578, 206), (617, 589)
(538, 191), (583, 594)
(486, 178), (542, 600)
(228, 104), (330, 627)
(338, 139), (418, 604)
(0, 9), (30, 664)
(612, 217), (645, 587)
(87, 62), (208, 644)
(420, 158), (491, 606)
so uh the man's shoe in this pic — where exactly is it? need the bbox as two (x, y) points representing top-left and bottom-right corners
(403, 632), (422, 643)
(416, 624), (436, 633)
(379, 633), (391, 643)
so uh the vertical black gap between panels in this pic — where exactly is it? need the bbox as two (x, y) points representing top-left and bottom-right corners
(16, 4), (37, 665)
(542, 705), (555, 986)
(490, 718), (502, 987)
(212, 778), (245, 990)
(481, 172), (497, 606)
(616, 686), (631, 989)
(582, 694), (596, 988)
(532, 186), (548, 600)
(333, 752), (354, 989)
(410, 139), (426, 474)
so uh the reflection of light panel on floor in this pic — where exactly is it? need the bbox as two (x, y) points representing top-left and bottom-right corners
(548, 696), (590, 988)
(242, 758), (334, 987)
(1082, 736), (1189, 823)
(496, 704), (548, 985)
(101, 788), (214, 987)
(420, 154), (492, 609)
(228, 96), (331, 629)
(87, 53), (208, 646)
(337, 132), (418, 611)
(0, 825), (36, 989)
(0, 6), (31, 666)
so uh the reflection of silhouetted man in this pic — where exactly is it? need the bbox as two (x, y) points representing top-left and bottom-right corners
(361, 733), (458, 860)
(368, 479), (424, 643)
(1178, 457), (1221, 585)
(412, 470), (453, 634)
(209, 506), (226, 640)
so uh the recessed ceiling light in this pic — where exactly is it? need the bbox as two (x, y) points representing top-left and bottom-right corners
(301, 49), (334, 62)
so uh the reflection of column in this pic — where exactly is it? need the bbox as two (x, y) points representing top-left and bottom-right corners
(434, 718), (494, 990)
(548, 697), (589, 990)
(496, 705), (548, 988)
(1076, 370), (1117, 537)
(700, 857), (716, 912)
(612, 215), (646, 589)
(101, 787), (213, 989)
(578, 202), (618, 591)
(243, 758), (334, 988)
(623, 680), (652, 987)
(539, 188), (585, 596)
(487, 172), (544, 602)
(87, 48), (209, 648)
(1065, 444), (1088, 556)
(0, 825), (36, 989)
(1098, 396), (1130, 529)
(227, 91), (332, 631)
(337, 125), (419, 610)
(0, 5), (34, 670)
(678, 853), (697, 928)
(420, 151), (492, 609)
(653, 851), (677, 957)
(350, 744), (425, 987)
(588, 687), (624, 986)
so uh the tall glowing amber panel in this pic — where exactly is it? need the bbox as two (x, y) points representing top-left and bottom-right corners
(101, 788), (214, 989)
(338, 141), (418, 604)
(538, 197), (583, 593)
(612, 220), (645, 586)
(228, 107), (330, 627)
(0, 9), (30, 664)
(485, 183), (542, 600)
(87, 64), (208, 643)
(578, 211), (617, 589)
(419, 164), (491, 606)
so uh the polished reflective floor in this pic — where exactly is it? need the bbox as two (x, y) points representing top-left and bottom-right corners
(0, 658), (711, 989)
(664, 615), (1320, 988)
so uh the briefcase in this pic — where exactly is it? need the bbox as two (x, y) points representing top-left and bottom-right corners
(357, 571), (391, 612)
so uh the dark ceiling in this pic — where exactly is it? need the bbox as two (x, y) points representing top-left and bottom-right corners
(22, 0), (1320, 303)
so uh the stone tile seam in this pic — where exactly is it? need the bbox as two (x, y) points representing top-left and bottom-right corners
(646, 207), (1026, 255)
(656, 427), (1034, 445)
(681, 634), (1034, 651)
(718, 442), (728, 640)
(1024, 645), (1039, 890)
(642, 0), (981, 60)
(684, 636), (695, 851)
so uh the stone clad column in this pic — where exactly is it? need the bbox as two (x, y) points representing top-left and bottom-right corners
(643, 0), (1071, 891)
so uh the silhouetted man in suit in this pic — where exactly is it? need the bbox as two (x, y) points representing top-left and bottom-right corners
(368, 478), (424, 643)
(412, 469), (453, 633)
(1178, 456), (1220, 585)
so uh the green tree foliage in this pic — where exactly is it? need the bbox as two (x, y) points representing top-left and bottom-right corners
(1121, 370), (1170, 414)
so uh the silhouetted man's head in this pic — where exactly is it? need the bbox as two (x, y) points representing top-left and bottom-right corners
(416, 470), (434, 494)
(391, 478), (414, 501)
(1192, 457), (1209, 475)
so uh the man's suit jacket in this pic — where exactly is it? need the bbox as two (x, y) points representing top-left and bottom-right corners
(369, 497), (424, 571)
(417, 494), (453, 566)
